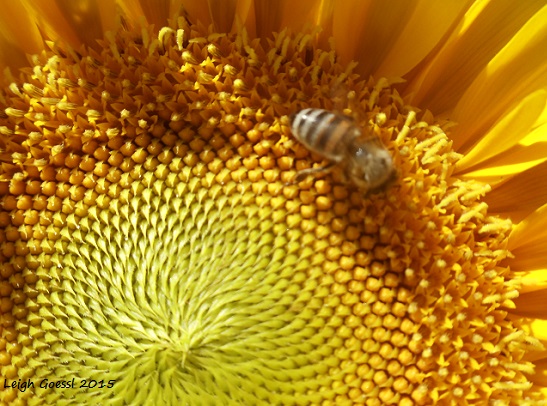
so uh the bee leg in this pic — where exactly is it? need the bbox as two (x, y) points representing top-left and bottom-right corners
(286, 162), (336, 185)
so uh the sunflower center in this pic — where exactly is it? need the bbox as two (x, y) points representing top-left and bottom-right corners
(0, 19), (540, 405)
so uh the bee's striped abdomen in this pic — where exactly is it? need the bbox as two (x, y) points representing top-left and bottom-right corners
(291, 108), (359, 162)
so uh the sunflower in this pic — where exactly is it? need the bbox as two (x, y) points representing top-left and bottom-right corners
(1, 1), (546, 405)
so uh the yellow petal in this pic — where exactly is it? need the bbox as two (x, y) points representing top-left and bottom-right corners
(455, 89), (547, 173)
(405, 1), (547, 117)
(461, 119), (547, 182)
(507, 203), (547, 271)
(0, 3), (44, 71)
(253, 0), (324, 38)
(523, 319), (547, 343)
(207, 0), (245, 33)
(451, 3), (547, 151)
(516, 270), (547, 294)
(129, 0), (173, 27)
(21, 0), (118, 50)
(533, 359), (547, 387)
(513, 289), (547, 318)
(332, 0), (422, 77)
(376, 0), (473, 77)
(482, 161), (547, 222)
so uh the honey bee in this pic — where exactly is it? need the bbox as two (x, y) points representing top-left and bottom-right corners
(290, 108), (396, 193)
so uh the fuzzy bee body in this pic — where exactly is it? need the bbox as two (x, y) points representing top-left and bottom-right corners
(290, 108), (395, 193)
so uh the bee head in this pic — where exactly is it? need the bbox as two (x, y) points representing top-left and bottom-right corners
(348, 144), (395, 192)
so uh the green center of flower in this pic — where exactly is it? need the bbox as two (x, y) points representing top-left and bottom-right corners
(57, 180), (335, 404)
